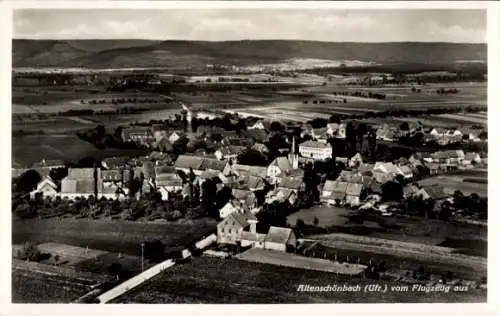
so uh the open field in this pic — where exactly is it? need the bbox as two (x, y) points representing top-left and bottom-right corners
(306, 234), (486, 276)
(236, 248), (367, 275)
(112, 256), (485, 303)
(418, 174), (487, 197)
(12, 133), (147, 167)
(12, 217), (217, 256)
(13, 116), (98, 133)
(12, 259), (109, 303)
(287, 205), (352, 228)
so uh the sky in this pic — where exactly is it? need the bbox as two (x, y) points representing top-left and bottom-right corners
(13, 9), (486, 43)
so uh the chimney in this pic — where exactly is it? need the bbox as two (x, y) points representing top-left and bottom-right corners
(93, 163), (98, 199)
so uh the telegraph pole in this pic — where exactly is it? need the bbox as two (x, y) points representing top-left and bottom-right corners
(141, 242), (145, 272)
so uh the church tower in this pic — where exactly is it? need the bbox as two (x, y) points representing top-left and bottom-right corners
(288, 136), (299, 169)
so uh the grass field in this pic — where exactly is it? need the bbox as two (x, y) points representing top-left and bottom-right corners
(12, 133), (147, 167)
(12, 217), (217, 256)
(12, 259), (110, 303)
(418, 174), (487, 196)
(112, 256), (485, 303)
(287, 205), (353, 228)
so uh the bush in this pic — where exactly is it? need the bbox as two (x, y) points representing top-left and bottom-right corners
(17, 241), (42, 262)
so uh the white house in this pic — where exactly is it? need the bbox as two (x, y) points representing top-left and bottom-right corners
(348, 153), (363, 168)
(264, 227), (297, 252)
(462, 152), (481, 166)
(169, 131), (185, 144)
(30, 176), (58, 199)
(219, 200), (243, 219)
(298, 140), (332, 161)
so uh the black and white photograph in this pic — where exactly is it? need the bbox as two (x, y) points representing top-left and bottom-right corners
(4, 1), (494, 308)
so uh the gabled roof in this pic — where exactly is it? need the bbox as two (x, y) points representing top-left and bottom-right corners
(199, 169), (221, 180)
(156, 173), (182, 187)
(218, 145), (246, 156)
(232, 188), (255, 201)
(265, 227), (294, 244)
(155, 165), (176, 176)
(269, 157), (292, 172)
(299, 140), (329, 149)
(464, 152), (480, 160)
(142, 161), (155, 179)
(200, 158), (227, 172)
(432, 150), (465, 160)
(279, 177), (304, 190)
(251, 143), (269, 153)
(102, 156), (129, 169)
(421, 185), (448, 200)
(67, 168), (95, 180)
(398, 165), (413, 176)
(284, 168), (305, 178)
(244, 129), (269, 142)
(323, 180), (348, 193)
(247, 176), (265, 190)
(174, 155), (204, 170)
(403, 185), (420, 197)
(241, 232), (266, 242)
(374, 162), (399, 174)
(220, 211), (249, 229)
(232, 164), (268, 178)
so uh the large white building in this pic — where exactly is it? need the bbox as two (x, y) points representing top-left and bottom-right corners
(298, 140), (332, 161)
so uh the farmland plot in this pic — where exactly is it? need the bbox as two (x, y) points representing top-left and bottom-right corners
(112, 256), (485, 303)
(13, 217), (217, 257)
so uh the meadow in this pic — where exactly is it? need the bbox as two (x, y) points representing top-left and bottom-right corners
(12, 217), (217, 257)
(112, 256), (486, 303)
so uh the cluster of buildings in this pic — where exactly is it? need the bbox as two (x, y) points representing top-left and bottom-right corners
(375, 123), (486, 145)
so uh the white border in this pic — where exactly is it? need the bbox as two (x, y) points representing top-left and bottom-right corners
(0, 1), (498, 316)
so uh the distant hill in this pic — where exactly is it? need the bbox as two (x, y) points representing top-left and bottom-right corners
(12, 39), (487, 69)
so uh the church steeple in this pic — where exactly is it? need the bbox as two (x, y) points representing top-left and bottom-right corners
(289, 136), (299, 169)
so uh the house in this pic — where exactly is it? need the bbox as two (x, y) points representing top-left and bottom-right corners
(122, 126), (154, 144)
(427, 163), (441, 175)
(30, 176), (58, 199)
(232, 189), (258, 209)
(31, 159), (65, 170)
(267, 157), (294, 181)
(348, 153), (363, 168)
(429, 128), (446, 137)
(155, 173), (183, 200)
(251, 142), (269, 154)
(462, 152), (481, 166)
(376, 127), (396, 141)
(169, 131), (185, 144)
(345, 183), (363, 205)
(219, 200), (245, 219)
(60, 168), (102, 200)
(152, 126), (169, 142)
(321, 180), (348, 205)
(243, 129), (269, 143)
(403, 184), (420, 199)
(409, 155), (424, 168)
(174, 155), (227, 175)
(311, 127), (329, 143)
(228, 164), (268, 179)
(431, 150), (465, 165)
(246, 176), (266, 191)
(101, 157), (129, 170)
(445, 129), (463, 137)
(326, 123), (340, 137)
(397, 165), (413, 179)
(278, 177), (305, 193)
(373, 162), (400, 177)
(215, 145), (246, 161)
(217, 211), (251, 243)
(264, 227), (296, 252)
(298, 140), (332, 161)
(337, 123), (347, 139)
(248, 120), (270, 130)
